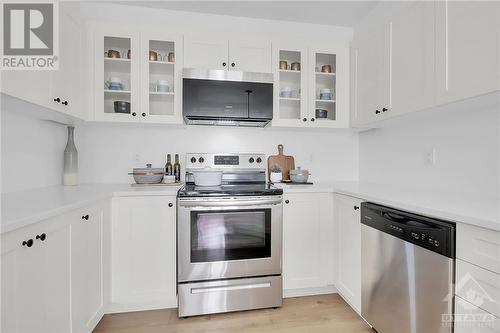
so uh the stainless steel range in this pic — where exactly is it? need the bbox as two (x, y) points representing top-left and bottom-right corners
(177, 153), (283, 317)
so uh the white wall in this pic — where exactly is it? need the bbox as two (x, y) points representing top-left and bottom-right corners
(1, 96), (69, 193)
(77, 124), (359, 184)
(359, 93), (500, 198)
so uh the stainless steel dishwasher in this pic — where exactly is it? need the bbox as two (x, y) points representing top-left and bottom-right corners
(361, 202), (455, 333)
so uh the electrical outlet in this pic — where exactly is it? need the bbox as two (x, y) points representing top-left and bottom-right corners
(425, 149), (436, 166)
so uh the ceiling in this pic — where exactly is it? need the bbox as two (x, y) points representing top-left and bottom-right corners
(117, 1), (379, 27)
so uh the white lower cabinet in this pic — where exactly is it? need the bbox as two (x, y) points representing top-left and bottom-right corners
(111, 196), (177, 311)
(282, 193), (335, 295)
(455, 296), (500, 333)
(1, 203), (107, 333)
(71, 205), (105, 333)
(1, 214), (72, 333)
(334, 193), (362, 313)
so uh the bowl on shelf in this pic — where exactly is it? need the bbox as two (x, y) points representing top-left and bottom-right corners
(315, 108), (328, 119)
(113, 101), (130, 114)
(321, 65), (333, 73)
(290, 62), (301, 71)
(319, 88), (333, 100)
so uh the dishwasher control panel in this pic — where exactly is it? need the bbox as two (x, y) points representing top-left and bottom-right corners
(361, 202), (456, 258)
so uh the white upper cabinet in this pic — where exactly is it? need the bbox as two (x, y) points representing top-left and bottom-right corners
(352, 0), (500, 127)
(388, 1), (436, 116)
(184, 34), (272, 73)
(184, 34), (228, 70)
(351, 23), (388, 126)
(1, 4), (82, 119)
(93, 27), (140, 123)
(435, 0), (500, 105)
(140, 32), (183, 124)
(273, 42), (350, 128)
(228, 38), (271, 72)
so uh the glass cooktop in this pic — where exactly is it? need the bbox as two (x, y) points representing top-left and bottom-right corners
(177, 183), (283, 197)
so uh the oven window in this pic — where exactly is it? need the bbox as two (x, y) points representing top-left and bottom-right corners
(191, 209), (271, 262)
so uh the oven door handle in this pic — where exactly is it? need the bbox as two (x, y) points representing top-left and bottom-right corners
(178, 198), (282, 208)
(191, 282), (271, 294)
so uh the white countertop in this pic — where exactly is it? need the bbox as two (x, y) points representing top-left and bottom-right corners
(278, 181), (500, 232)
(2, 181), (499, 235)
(1, 183), (182, 234)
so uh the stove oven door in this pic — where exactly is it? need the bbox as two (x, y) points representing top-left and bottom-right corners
(177, 196), (282, 282)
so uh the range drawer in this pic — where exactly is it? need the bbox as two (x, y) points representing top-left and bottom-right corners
(457, 224), (500, 274)
(455, 296), (500, 333)
(456, 259), (500, 318)
(178, 275), (282, 317)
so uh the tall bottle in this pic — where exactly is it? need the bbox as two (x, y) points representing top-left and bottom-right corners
(165, 154), (173, 176)
(63, 126), (78, 186)
(173, 154), (181, 182)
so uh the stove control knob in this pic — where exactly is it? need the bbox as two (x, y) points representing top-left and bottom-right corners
(256, 157), (262, 163)
(199, 157), (204, 163)
(190, 157), (196, 163)
(249, 157), (255, 163)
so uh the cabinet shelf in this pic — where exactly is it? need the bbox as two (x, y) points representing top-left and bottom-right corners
(104, 57), (130, 62)
(315, 72), (336, 76)
(315, 99), (336, 103)
(104, 89), (131, 94)
(149, 60), (175, 65)
(149, 91), (174, 95)
(279, 69), (301, 74)
(280, 97), (300, 101)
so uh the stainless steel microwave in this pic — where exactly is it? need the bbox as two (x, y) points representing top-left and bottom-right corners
(182, 69), (273, 127)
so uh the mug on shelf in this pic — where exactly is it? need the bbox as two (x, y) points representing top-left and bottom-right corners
(167, 52), (175, 63)
(149, 51), (158, 61)
(105, 77), (123, 90)
(279, 60), (288, 70)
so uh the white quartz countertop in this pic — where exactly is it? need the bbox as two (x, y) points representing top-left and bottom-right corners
(1, 183), (182, 234)
(278, 181), (500, 231)
(2, 181), (499, 234)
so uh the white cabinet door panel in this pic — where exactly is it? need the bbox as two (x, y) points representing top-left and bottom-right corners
(436, 1), (500, 105)
(334, 193), (363, 313)
(228, 39), (271, 73)
(184, 35), (228, 70)
(389, 1), (435, 116)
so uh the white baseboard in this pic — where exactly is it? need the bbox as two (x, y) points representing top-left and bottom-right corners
(283, 285), (338, 298)
(105, 299), (177, 314)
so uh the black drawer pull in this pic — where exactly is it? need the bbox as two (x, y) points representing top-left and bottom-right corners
(22, 239), (34, 247)
(168, 203), (173, 207)
(285, 200), (290, 204)
(354, 206), (360, 210)
(82, 214), (89, 220)
(36, 233), (46, 241)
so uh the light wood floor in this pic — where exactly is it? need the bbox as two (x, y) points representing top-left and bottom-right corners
(93, 294), (372, 333)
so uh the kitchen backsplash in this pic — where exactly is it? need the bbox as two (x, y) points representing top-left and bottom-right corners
(77, 125), (359, 184)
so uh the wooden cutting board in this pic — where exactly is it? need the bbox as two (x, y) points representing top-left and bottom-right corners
(267, 144), (295, 181)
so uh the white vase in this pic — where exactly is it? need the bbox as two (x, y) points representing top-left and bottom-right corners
(270, 172), (282, 183)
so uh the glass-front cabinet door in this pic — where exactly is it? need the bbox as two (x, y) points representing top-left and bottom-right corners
(272, 44), (308, 127)
(309, 45), (349, 128)
(190, 209), (271, 263)
(94, 28), (140, 122)
(140, 32), (182, 124)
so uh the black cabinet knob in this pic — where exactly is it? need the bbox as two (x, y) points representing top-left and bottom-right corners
(82, 214), (89, 220)
(36, 233), (46, 241)
(256, 157), (262, 163)
(222, 62), (227, 67)
(382, 107), (388, 112)
(249, 157), (255, 163)
(142, 112), (146, 117)
(54, 97), (61, 103)
(231, 62), (235, 67)
(285, 200), (290, 204)
(199, 157), (204, 163)
(168, 203), (173, 207)
(62, 101), (68, 106)
(354, 206), (360, 210)
(190, 157), (196, 163)
(132, 112), (137, 117)
(22, 239), (34, 247)
(310, 118), (315, 122)
(375, 110), (381, 114)
(303, 118), (307, 122)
